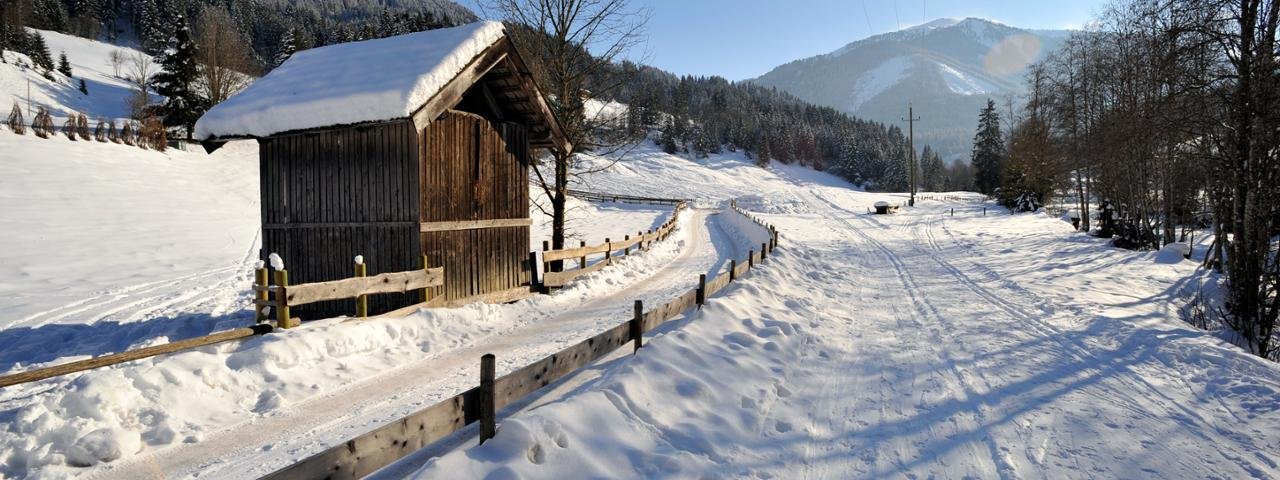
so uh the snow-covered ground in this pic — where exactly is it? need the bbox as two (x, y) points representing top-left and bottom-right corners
(412, 176), (1280, 479)
(0, 131), (681, 478)
(1, 123), (1277, 479)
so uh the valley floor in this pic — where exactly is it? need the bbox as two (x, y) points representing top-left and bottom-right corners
(413, 186), (1280, 479)
(0, 137), (1276, 479)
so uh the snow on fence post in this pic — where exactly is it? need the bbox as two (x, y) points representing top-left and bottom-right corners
(354, 256), (368, 318)
(254, 261), (268, 322)
(479, 353), (496, 444)
(632, 300), (643, 352)
(269, 253), (297, 329)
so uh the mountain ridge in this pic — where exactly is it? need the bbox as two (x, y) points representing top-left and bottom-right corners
(753, 17), (1071, 161)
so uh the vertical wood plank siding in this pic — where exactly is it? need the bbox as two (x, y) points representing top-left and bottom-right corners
(421, 111), (530, 301)
(260, 120), (420, 319)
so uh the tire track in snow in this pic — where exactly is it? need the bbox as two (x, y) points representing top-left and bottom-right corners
(801, 189), (1018, 479)
(816, 189), (1271, 477)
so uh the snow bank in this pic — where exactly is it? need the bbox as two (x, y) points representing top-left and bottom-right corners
(195, 21), (504, 139)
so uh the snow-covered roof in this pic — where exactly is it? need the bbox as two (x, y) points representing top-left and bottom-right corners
(195, 21), (506, 140)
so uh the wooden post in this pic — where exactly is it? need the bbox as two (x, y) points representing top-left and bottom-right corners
(983, 207), (987, 216)
(354, 260), (368, 318)
(761, 242), (768, 262)
(624, 235), (630, 255)
(632, 300), (643, 352)
(542, 240), (552, 273)
(638, 231), (644, 250)
(479, 353), (496, 444)
(421, 255), (431, 303)
(528, 251), (540, 288)
(696, 274), (706, 307)
(748, 249), (754, 268)
(254, 266), (268, 322)
(729, 259), (737, 281)
(579, 240), (587, 270)
(275, 269), (296, 328)
(604, 238), (611, 261)
(951, 208), (954, 216)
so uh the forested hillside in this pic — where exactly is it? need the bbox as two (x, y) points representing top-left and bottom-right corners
(597, 62), (919, 191)
(0, 0), (476, 70)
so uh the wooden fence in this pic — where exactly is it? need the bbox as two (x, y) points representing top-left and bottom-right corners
(565, 188), (690, 206)
(264, 202), (780, 480)
(253, 261), (445, 328)
(537, 202), (688, 288)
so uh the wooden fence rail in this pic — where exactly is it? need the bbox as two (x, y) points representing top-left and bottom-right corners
(538, 201), (688, 288)
(263, 201), (779, 480)
(253, 264), (445, 328)
(564, 188), (690, 206)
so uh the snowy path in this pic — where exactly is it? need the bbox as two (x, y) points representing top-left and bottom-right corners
(415, 186), (1280, 479)
(775, 188), (1277, 478)
(85, 209), (744, 479)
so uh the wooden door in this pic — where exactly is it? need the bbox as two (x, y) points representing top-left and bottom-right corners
(420, 110), (530, 301)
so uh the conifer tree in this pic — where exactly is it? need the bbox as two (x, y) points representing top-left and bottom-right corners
(970, 99), (1005, 195)
(152, 17), (202, 138)
(28, 31), (54, 72)
(274, 28), (298, 67)
(57, 51), (71, 77)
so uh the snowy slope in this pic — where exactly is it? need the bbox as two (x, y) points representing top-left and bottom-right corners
(0, 29), (154, 122)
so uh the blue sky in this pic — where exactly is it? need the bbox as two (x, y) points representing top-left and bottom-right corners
(457, 0), (1109, 81)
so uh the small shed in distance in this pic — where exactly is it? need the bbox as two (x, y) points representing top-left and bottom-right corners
(195, 21), (569, 319)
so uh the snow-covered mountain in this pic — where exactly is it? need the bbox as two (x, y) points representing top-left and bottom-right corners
(753, 18), (1071, 161)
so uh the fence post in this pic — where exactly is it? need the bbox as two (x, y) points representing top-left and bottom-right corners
(951, 208), (954, 216)
(480, 353), (496, 444)
(579, 240), (586, 270)
(729, 259), (737, 281)
(421, 255), (431, 303)
(254, 264), (268, 322)
(528, 251), (540, 289)
(748, 249), (755, 269)
(632, 300), (643, 352)
(624, 235), (631, 255)
(604, 238), (612, 262)
(355, 257), (368, 318)
(983, 207), (987, 216)
(761, 242), (768, 263)
(696, 274), (706, 307)
(274, 269), (296, 328)
(542, 240), (552, 273)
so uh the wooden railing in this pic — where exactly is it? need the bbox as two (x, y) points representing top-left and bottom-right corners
(565, 188), (690, 206)
(253, 263), (445, 328)
(263, 202), (780, 480)
(536, 201), (688, 288)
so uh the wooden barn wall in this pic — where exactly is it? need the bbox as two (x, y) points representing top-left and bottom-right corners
(260, 119), (420, 319)
(421, 111), (530, 300)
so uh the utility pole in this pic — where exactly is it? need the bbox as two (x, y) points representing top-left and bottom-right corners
(902, 102), (921, 207)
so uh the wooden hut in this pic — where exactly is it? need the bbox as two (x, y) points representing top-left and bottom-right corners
(195, 22), (569, 318)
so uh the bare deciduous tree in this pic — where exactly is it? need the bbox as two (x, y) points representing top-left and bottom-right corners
(489, 0), (649, 269)
(126, 51), (154, 120)
(195, 6), (257, 105)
